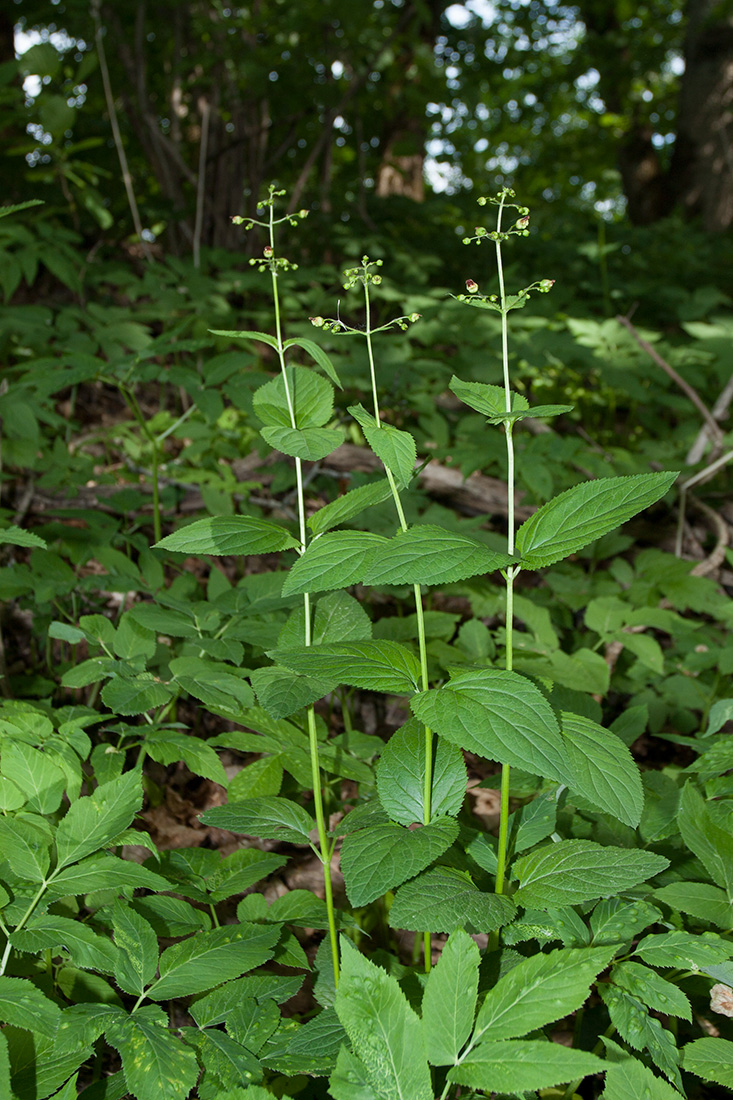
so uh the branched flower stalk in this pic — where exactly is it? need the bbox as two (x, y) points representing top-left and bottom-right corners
(460, 190), (555, 905)
(311, 260), (435, 969)
(236, 188), (340, 984)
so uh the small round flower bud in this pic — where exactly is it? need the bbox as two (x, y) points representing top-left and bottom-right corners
(299, 209), (309, 218)
(263, 245), (274, 257)
(539, 279), (556, 291)
(231, 215), (244, 225)
(516, 216), (530, 229)
(373, 275), (382, 285)
(309, 316), (325, 327)
(409, 313), (421, 322)
(465, 279), (478, 293)
(462, 237), (471, 245)
(477, 197), (487, 206)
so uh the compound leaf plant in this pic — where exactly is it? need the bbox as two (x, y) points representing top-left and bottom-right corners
(0, 187), (732, 1100)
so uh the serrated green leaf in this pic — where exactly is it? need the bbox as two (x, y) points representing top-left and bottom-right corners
(155, 516), (299, 556)
(516, 472), (677, 568)
(449, 376), (527, 418)
(341, 818), (457, 906)
(281, 1006), (345, 1074)
(0, 524), (47, 548)
(105, 1006), (199, 1100)
(308, 480), (393, 536)
(169, 656), (255, 717)
(283, 336), (342, 387)
(281, 530), (388, 596)
(473, 946), (615, 1042)
(228, 756), (284, 800)
(313, 589), (372, 644)
(362, 524), (514, 587)
(0, 775), (25, 811)
(209, 328), (280, 350)
(335, 939), (432, 1100)
(250, 664), (334, 718)
(599, 984), (681, 1088)
(254, 365), (334, 428)
(411, 668), (574, 785)
(561, 712), (644, 827)
(653, 882), (733, 930)
(589, 899), (661, 947)
(148, 923), (279, 1000)
(377, 718), (466, 825)
(448, 1040), (604, 1093)
(111, 901), (159, 996)
(101, 676), (174, 716)
(600, 1037), (680, 1100)
(126, 604), (200, 638)
(1, 741), (66, 813)
(421, 928), (479, 1065)
(349, 404), (416, 488)
(389, 867), (516, 933)
(329, 1045), (381, 1100)
(610, 961), (690, 1020)
(0, 976), (61, 1037)
(143, 726), (229, 786)
(271, 640), (421, 695)
(633, 930), (732, 969)
(201, 796), (315, 844)
(261, 425), (345, 460)
(515, 840), (669, 909)
(678, 783), (733, 898)
(13, 915), (118, 975)
(55, 770), (144, 869)
(0, 815), (52, 881)
(45, 853), (172, 901)
(683, 1037), (733, 1088)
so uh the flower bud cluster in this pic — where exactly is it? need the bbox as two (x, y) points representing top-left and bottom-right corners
(343, 255), (383, 290)
(249, 249), (298, 274)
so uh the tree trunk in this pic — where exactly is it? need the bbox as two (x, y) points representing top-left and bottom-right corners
(671, 0), (733, 231)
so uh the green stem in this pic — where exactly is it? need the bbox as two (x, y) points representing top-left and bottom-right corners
(269, 201), (339, 986)
(364, 275), (433, 972)
(121, 387), (162, 544)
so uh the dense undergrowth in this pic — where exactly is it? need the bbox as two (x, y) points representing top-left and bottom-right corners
(0, 190), (732, 1100)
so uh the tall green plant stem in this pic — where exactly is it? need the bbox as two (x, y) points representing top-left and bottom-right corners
(493, 192), (520, 901)
(268, 209), (340, 986)
(120, 386), (162, 545)
(363, 276), (433, 972)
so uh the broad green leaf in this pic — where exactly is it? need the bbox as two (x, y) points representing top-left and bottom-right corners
(148, 923), (279, 1000)
(411, 669), (574, 786)
(377, 718), (467, 825)
(126, 604), (199, 638)
(131, 894), (212, 937)
(349, 404), (416, 488)
(473, 946), (615, 1043)
(207, 848), (288, 903)
(283, 336), (342, 388)
(0, 775), (25, 811)
(279, 1006), (346, 1074)
(13, 915), (118, 975)
(448, 1040), (604, 1093)
(0, 976), (61, 1037)
(561, 712), (644, 827)
(143, 726), (229, 786)
(228, 756), (284, 800)
(254, 365), (334, 428)
(389, 867), (515, 933)
(329, 1046), (381, 1100)
(516, 471), (678, 568)
(449, 376), (526, 418)
(105, 1006), (199, 1100)
(281, 530), (388, 596)
(210, 328), (280, 350)
(653, 882), (733, 930)
(201, 796), (315, 844)
(189, 1025), (261, 1090)
(308, 480), (393, 536)
(704, 698), (733, 737)
(55, 769), (144, 869)
(155, 516), (299, 556)
(45, 853), (172, 901)
(600, 1038), (680, 1100)
(0, 524), (47, 548)
(362, 524), (514, 587)
(169, 656), (255, 717)
(250, 664), (334, 718)
(313, 590), (372, 644)
(335, 939), (432, 1100)
(271, 641), (421, 695)
(599, 984), (681, 1088)
(261, 425), (345, 460)
(515, 840), (669, 909)
(0, 815), (52, 881)
(590, 899), (661, 947)
(421, 929), (479, 1066)
(0, 741), (66, 814)
(633, 930), (732, 969)
(101, 676), (174, 716)
(111, 901), (159, 996)
(340, 818), (457, 906)
(683, 1037), (733, 1088)
(611, 961), (691, 1020)
(677, 783), (733, 898)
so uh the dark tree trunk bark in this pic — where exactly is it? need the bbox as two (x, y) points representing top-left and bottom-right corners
(670, 0), (733, 231)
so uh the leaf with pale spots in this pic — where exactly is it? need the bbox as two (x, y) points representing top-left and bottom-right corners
(147, 922), (280, 1000)
(105, 1005), (199, 1100)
